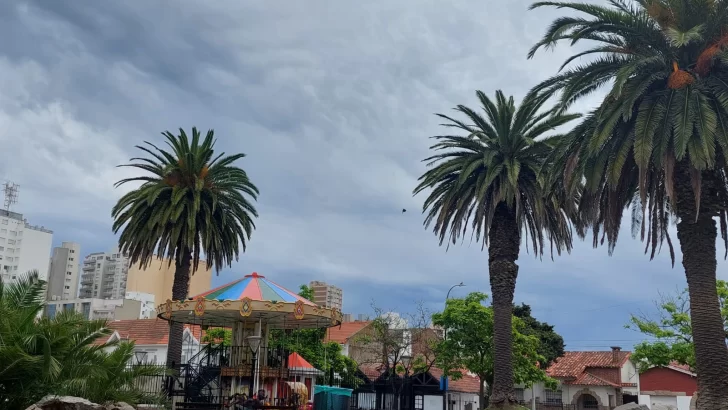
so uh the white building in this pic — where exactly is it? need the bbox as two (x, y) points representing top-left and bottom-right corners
(45, 293), (155, 321)
(0, 209), (53, 284)
(79, 248), (130, 299)
(47, 241), (81, 301)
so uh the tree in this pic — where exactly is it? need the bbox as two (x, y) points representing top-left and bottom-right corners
(202, 328), (232, 346)
(627, 280), (728, 372)
(298, 284), (314, 301)
(513, 303), (565, 366)
(112, 127), (259, 369)
(414, 90), (577, 407)
(528, 1), (728, 407)
(0, 272), (165, 408)
(432, 293), (556, 410)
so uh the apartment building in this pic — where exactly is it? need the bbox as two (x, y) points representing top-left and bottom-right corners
(309, 280), (343, 310)
(47, 242), (81, 301)
(45, 292), (156, 321)
(79, 249), (130, 299)
(125, 257), (212, 303)
(0, 209), (53, 284)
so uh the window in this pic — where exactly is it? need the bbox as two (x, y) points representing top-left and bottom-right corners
(9, 231), (16, 236)
(69, 257), (74, 261)
(515, 388), (524, 403)
(1, 219), (7, 225)
(414, 395), (423, 410)
(7, 240), (15, 245)
(67, 271), (72, 275)
(545, 390), (562, 405)
(47, 304), (57, 319)
(64, 286), (70, 290)
(0, 228), (5, 233)
(70, 249), (75, 254)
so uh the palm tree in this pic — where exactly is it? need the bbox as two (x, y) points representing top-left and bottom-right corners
(413, 90), (578, 407)
(112, 127), (259, 369)
(0, 272), (166, 408)
(528, 1), (728, 407)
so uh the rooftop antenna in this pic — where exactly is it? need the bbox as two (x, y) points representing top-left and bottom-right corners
(3, 182), (19, 211)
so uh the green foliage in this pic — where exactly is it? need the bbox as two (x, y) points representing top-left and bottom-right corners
(0, 271), (167, 408)
(513, 303), (565, 366)
(431, 293), (557, 390)
(298, 285), (314, 301)
(202, 328), (233, 346)
(413, 89), (578, 256)
(627, 280), (728, 371)
(530, 0), (728, 259)
(112, 127), (259, 272)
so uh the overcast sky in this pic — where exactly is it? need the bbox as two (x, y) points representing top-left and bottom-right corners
(1, 0), (725, 351)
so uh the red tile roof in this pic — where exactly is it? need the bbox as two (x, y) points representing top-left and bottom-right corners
(429, 367), (481, 394)
(546, 351), (631, 386)
(325, 321), (372, 344)
(94, 319), (204, 345)
(668, 362), (695, 375)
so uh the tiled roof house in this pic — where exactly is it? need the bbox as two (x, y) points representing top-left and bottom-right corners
(325, 321), (379, 364)
(517, 347), (640, 409)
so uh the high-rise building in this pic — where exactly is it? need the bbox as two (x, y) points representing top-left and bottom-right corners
(79, 248), (130, 299)
(309, 280), (343, 311)
(47, 242), (81, 301)
(0, 209), (53, 284)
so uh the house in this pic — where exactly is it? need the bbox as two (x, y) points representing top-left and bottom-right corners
(518, 347), (640, 409)
(94, 319), (206, 365)
(326, 320), (378, 364)
(638, 362), (696, 410)
(354, 364), (481, 410)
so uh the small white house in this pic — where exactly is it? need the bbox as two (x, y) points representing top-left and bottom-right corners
(94, 318), (206, 365)
(517, 347), (640, 410)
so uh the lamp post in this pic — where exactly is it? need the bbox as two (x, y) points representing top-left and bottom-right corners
(247, 335), (262, 397)
(445, 282), (465, 301)
(401, 355), (412, 410)
(442, 282), (464, 410)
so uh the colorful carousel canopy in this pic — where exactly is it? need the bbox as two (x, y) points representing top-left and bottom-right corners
(157, 272), (341, 329)
(194, 272), (317, 305)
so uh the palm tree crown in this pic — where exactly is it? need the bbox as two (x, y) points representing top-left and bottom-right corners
(530, 0), (728, 255)
(112, 127), (259, 272)
(414, 90), (578, 255)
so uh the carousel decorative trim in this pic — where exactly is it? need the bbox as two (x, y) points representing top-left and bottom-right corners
(294, 300), (305, 320)
(194, 297), (206, 317)
(240, 297), (253, 317)
(164, 299), (172, 319)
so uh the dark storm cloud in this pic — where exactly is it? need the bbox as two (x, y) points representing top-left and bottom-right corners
(0, 0), (718, 349)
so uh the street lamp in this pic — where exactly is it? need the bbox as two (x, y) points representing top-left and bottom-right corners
(446, 282), (465, 300)
(247, 335), (262, 396)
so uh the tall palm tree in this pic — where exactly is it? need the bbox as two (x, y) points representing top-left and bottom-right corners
(112, 127), (259, 369)
(414, 90), (578, 407)
(528, 1), (728, 407)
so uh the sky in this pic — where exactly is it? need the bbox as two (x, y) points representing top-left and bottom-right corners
(0, 0), (725, 352)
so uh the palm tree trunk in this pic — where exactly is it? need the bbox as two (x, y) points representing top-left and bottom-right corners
(487, 204), (520, 408)
(166, 248), (192, 370)
(674, 166), (728, 410)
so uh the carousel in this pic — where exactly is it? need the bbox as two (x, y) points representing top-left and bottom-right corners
(158, 272), (343, 409)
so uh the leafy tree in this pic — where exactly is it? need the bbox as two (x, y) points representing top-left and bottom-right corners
(112, 127), (259, 369)
(414, 90), (577, 407)
(202, 328), (233, 346)
(513, 303), (565, 366)
(432, 293), (556, 410)
(0, 272), (165, 408)
(298, 284), (314, 301)
(529, 1), (728, 407)
(627, 280), (728, 372)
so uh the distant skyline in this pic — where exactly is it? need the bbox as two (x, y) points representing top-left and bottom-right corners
(2, 0), (726, 352)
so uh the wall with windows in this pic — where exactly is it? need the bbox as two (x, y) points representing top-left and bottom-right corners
(520, 382), (616, 408)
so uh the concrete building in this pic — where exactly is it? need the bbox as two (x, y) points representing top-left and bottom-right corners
(309, 280), (343, 310)
(0, 209), (53, 284)
(47, 242), (81, 301)
(79, 249), (130, 299)
(125, 256), (212, 303)
(45, 292), (156, 321)
(125, 291), (157, 319)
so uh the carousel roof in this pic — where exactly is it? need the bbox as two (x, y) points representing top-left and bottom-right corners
(193, 272), (316, 305)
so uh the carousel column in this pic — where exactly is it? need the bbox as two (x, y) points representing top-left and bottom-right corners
(231, 322), (243, 394)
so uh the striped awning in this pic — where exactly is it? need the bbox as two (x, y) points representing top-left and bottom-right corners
(192, 272), (316, 305)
